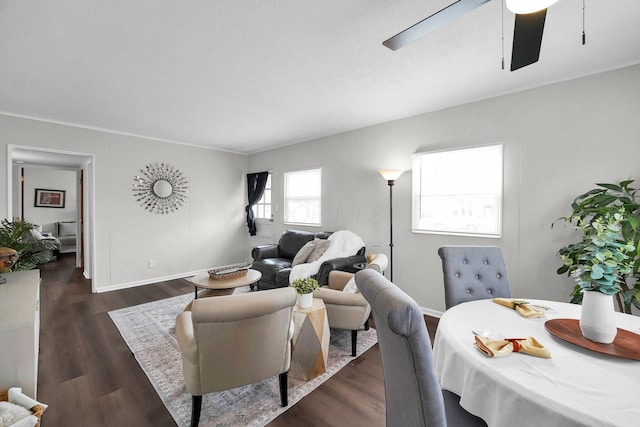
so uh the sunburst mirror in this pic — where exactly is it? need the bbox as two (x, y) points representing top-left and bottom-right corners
(132, 163), (189, 214)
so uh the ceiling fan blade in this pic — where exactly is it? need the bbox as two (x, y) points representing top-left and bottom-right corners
(383, 0), (491, 51)
(510, 9), (547, 71)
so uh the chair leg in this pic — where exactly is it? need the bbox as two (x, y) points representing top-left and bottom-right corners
(191, 395), (202, 427)
(364, 319), (370, 331)
(351, 330), (358, 357)
(279, 372), (288, 406)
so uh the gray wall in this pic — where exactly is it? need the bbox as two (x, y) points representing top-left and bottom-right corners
(22, 168), (77, 225)
(0, 115), (248, 292)
(1, 64), (638, 303)
(248, 64), (640, 314)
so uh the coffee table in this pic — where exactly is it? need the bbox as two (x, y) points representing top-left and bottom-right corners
(184, 269), (262, 310)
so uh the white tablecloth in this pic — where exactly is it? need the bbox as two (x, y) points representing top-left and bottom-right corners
(433, 299), (640, 427)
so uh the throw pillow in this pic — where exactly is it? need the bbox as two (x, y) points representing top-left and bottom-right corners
(58, 222), (76, 237)
(342, 276), (359, 293)
(306, 238), (331, 263)
(30, 228), (44, 240)
(292, 241), (315, 266)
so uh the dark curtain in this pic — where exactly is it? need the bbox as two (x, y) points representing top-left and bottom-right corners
(245, 171), (269, 236)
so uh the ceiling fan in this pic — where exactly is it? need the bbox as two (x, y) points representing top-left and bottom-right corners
(382, 0), (560, 71)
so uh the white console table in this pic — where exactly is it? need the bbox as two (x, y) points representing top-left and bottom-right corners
(0, 270), (41, 398)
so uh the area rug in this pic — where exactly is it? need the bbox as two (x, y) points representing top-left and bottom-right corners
(108, 288), (377, 427)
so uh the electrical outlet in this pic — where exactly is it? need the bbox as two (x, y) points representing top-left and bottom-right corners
(148, 260), (156, 268)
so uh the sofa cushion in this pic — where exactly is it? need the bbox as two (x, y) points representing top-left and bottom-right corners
(278, 230), (316, 259)
(252, 258), (292, 289)
(292, 241), (315, 267)
(276, 268), (292, 288)
(315, 231), (332, 240)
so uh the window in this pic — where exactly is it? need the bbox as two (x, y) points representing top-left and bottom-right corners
(253, 173), (272, 219)
(284, 168), (322, 226)
(412, 143), (503, 237)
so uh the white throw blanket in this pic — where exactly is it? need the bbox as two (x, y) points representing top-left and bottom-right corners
(289, 230), (365, 284)
(0, 387), (47, 427)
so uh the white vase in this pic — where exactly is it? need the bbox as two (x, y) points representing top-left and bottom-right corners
(580, 290), (617, 344)
(297, 292), (313, 309)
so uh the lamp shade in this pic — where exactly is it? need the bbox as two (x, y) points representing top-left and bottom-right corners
(379, 169), (404, 182)
(506, 0), (559, 14)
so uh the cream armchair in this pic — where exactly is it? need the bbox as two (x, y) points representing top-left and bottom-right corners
(176, 287), (297, 427)
(313, 254), (388, 356)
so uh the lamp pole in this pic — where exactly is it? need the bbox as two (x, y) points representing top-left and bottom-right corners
(379, 170), (404, 282)
(387, 178), (395, 282)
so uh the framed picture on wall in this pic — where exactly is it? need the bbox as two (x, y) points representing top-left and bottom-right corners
(34, 188), (66, 208)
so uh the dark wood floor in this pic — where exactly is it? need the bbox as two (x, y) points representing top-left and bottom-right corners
(36, 255), (439, 427)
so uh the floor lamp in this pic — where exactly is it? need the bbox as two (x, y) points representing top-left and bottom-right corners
(378, 169), (404, 282)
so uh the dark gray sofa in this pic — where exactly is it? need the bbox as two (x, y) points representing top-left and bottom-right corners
(251, 229), (365, 290)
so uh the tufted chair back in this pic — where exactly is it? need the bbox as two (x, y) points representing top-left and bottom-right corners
(356, 269), (447, 427)
(438, 246), (511, 309)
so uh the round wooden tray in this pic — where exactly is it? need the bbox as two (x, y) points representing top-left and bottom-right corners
(545, 318), (640, 361)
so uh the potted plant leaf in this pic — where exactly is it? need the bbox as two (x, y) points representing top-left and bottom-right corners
(554, 180), (640, 315)
(291, 277), (319, 309)
(0, 219), (58, 272)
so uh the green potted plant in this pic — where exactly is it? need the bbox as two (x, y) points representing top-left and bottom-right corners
(554, 180), (640, 343)
(554, 180), (640, 315)
(291, 277), (319, 308)
(0, 219), (58, 272)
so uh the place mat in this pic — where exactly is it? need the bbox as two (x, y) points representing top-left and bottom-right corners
(545, 318), (640, 361)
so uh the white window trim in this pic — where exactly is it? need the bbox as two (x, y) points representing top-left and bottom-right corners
(411, 143), (503, 238)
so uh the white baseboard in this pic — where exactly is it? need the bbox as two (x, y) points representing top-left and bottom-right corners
(95, 270), (202, 293)
(421, 307), (443, 319)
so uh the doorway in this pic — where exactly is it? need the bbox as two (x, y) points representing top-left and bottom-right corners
(7, 145), (95, 288)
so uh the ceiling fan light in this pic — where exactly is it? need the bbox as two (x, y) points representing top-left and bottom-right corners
(506, 0), (559, 14)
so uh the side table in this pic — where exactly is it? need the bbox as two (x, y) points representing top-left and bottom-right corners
(290, 298), (330, 381)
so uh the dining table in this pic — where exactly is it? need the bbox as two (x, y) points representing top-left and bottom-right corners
(433, 298), (640, 427)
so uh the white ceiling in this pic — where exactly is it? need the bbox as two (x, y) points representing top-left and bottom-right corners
(1, 0), (639, 155)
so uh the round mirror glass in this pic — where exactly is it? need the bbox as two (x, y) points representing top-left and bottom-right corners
(153, 180), (173, 198)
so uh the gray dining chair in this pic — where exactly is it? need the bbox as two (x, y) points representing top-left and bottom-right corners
(356, 269), (486, 427)
(438, 245), (511, 309)
(356, 269), (445, 426)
